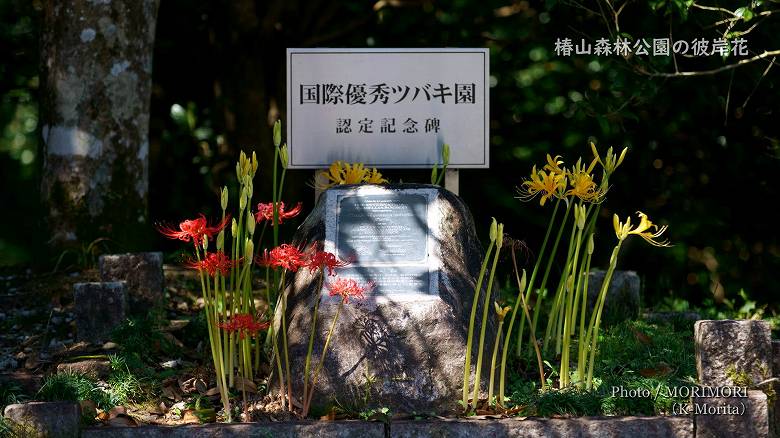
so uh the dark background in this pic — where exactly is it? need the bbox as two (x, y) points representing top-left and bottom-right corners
(1, 0), (778, 313)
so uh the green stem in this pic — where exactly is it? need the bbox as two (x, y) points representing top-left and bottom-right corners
(488, 319), (503, 406)
(303, 299), (344, 417)
(302, 271), (324, 411)
(536, 203), (572, 352)
(576, 250), (593, 387)
(472, 238), (502, 408)
(561, 205), (585, 388)
(586, 243), (622, 390)
(279, 272), (292, 411)
(514, 199), (560, 357)
(462, 241), (495, 408)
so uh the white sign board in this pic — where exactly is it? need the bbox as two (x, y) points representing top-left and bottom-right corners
(286, 48), (489, 169)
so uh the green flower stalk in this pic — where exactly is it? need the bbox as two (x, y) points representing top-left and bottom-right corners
(462, 218), (497, 409)
(582, 212), (670, 389)
(431, 143), (450, 186)
(471, 221), (504, 408)
(488, 302), (510, 406)
(302, 277), (373, 417)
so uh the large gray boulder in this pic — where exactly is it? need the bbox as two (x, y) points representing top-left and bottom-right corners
(274, 184), (498, 415)
(3, 402), (81, 438)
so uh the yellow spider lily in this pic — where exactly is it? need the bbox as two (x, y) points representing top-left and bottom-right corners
(494, 302), (512, 322)
(591, 142), (628, 175)
(317, 160), (388, 189)
(365, 168), (388, 184)
(543, 154), (565, 176)
(613, 211), (671, 247)
(518, 165), (566, 206)
(565, 157), (603, 203)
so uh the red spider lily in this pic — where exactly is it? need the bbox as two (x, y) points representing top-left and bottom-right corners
(327, 278), (374, 303)
(255, 244), (308, 272)
(157, 214), (231, 246)
(254, 201), (303, 224)
(185, 251), (240, 277)
(306, 250), (351, 276)
(218, 313), (270, 339)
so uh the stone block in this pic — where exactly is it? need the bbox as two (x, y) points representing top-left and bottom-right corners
(694, 320), (772, 387)
(99, 252), (164, 313)
(74, 281), (128, 344)
(587, 269), (640, 326)
(694, 389), (770, 438)
(57, 359), (111, 379)
(81, 421), (384, 437)
(3, 401), (80, 438)
(390, 416), (693, 438)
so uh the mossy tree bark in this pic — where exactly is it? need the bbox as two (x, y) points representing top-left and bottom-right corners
(40, 0), (159, 250)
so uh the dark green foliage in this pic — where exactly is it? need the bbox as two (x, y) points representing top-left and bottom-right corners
(0, 381), (25, 411)
(36, 372), (111, 410)
(111, 313), (178, 363)
(1, 0), (778, 313)
(508, 319), (696, 416)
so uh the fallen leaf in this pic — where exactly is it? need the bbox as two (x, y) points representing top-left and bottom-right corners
(97, 411), (110, 422)
(108, 406), (126, 419)
(639, 362), (673, 377)
(107, 415), (137, 427)
(234, 376), (257, 393)
(162, 384), (182, 401)
(182, 409), (201, 424)
(165, 320), (190, 332)
(205, 387), (220, 397)
(630, 327), (653, 345)
(161, 332), (184, 349)
(194, 378), (207, 394)
(320, 408), (336, 421)
(194, 408), (216, 423)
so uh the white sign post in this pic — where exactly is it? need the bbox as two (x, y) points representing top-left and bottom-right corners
(286, 48), (489, 197)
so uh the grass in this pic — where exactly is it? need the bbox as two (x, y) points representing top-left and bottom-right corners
(507, 319), (696, 416)
(36, 372), (111, 410)
(110, 312), (178, 362)
(0, 381), (26, 412)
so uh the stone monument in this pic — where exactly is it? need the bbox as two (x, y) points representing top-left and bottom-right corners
(278, 184), (497, 414)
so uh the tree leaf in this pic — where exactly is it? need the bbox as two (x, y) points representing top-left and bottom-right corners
(735, 7), (754, 21)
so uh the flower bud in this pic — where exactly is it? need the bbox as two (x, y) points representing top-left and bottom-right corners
(231, 218), (238, 237)
(217, 230), (225, 250)
(221, 186), (228, 211)
(430, 165), (438, 185)
(202, 235), (209, 251)
(610, 246), (619, 265)
(279, 143), (289, 169)
(617, 147), (628, 168)
(496, 223), (504, 248)
(489, 217), (497, 242)
(246, 213), (256, 235)
(587, 233), (595, 255)
(244, 239), (254, 260)
(252, 151), (258, 174)
(442, 143), (450, 165)
(519, 269), (527, 294)
(273, 120), (282, 147)
(577, 205), (586, 230)
(239, 189), (247, 211)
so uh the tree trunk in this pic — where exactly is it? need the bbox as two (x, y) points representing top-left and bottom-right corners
(40, 0), (159, 249)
